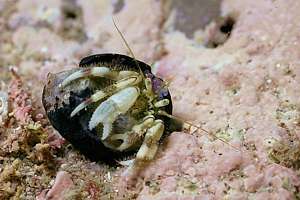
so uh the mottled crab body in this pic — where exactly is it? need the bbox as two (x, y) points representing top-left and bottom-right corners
(42, 54), (173, 164)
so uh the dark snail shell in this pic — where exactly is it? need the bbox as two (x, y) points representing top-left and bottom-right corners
(42, 54), (173, 163)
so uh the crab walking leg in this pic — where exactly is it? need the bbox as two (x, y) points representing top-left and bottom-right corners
(70, 75), (142, 117)
(110, 115), (155, 151)
(89, 87), (140, 140)
(133, 120), (164, 165)
(60, 67), (111, 88)
(60, 67), (140, 88)
(143, 78), (154, 102)
(70, 90), (107, 117)
(154, 99), (170, 108)
(117, 71), (140, 80)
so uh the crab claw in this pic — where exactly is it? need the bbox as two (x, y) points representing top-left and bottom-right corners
(89, 87), (140, 140)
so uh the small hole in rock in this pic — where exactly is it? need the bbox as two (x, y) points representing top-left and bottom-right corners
(62, 0), (79, 19)
(65, 11), (77, 19)
(205, 16), (236, 48)
(171, 0), (221, 38)
(220, 17), (235, 34)
(60, 0), (86, 41)
(113, 0), (124, 14)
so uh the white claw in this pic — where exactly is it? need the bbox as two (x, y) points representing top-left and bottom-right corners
(102, 123), (113, 140)
(88, 100), (118, 131)
(88, 87), (140, 140)
(110, 87), (140, 113)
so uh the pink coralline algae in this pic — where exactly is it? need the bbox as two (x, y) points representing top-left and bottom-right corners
(8, 70), (32, 124)
(0, 0), (300, 199)
(36, 171), (74, 200)
(0, 91), (8, 125)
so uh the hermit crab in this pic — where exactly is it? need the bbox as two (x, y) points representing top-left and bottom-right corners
(42, 54), (175, 167)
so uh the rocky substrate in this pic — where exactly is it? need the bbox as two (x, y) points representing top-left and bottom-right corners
(0, 0), (299, 199)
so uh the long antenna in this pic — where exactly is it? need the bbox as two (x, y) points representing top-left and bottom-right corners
(158, 111), (241, 152)
(112, 17), (145, 79)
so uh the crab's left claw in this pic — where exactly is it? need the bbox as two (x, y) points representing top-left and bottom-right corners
(89, 87), (140, 140)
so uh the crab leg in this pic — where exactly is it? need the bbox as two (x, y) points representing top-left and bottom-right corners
(143, 78), (154, 103)
(89, 87), (140, 140)
(70, 90), (106, 117)
(70, 75), (142, 117)
(110, 115), (155, 151)
(154, 99), (169, 108)
(136, 120), (164, 160)
(112, 118), (164, 170)
(124, 119), (164, 171)
(60, 67), (139, 88)
(60, 67), (111, 88)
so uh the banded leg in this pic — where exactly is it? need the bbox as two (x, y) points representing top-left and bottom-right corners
(110, 115), (155, 151)
(70, 75), (142, 117)
(143, 78), (154, 103)
(60, 67), (140, 88)
(89, 87), (140, 140)
(133, 120), (164, 168)
(154, 99), (170, 108)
